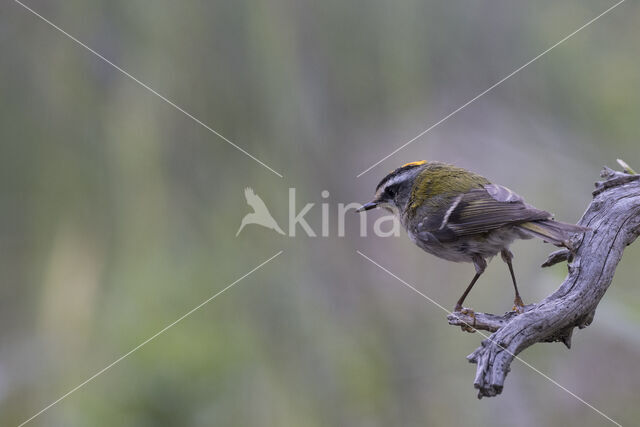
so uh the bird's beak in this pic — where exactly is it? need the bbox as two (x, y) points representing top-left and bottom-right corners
(356, 201), (378, 212)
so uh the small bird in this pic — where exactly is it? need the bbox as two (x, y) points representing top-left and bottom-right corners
(236, 187), (285, 236)
(358, 161), (586, 314)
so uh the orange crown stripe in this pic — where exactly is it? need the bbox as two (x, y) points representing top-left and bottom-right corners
(401, 160), (426, 168)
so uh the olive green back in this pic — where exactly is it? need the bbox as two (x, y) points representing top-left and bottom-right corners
(408, 162), (490, 213)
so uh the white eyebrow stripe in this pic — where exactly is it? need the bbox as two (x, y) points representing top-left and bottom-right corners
(383, 171), (412, 189)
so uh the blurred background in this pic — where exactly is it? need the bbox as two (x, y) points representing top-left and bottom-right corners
(1, 0), (639, 425)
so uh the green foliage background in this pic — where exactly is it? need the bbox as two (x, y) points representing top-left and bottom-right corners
(1, 1), (639, 426)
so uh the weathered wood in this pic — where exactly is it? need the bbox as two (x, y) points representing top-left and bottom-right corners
(447, 164), (640, 398)
(540, 248), (570, 267)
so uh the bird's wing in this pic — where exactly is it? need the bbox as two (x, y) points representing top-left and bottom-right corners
(421, 184), (552, 239)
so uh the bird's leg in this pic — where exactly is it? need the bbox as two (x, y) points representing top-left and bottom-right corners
(453, 256), (486, 333)
(454, 272), (482, 312)
(454, 255), (487, 312)
(501, 249), (525, 313)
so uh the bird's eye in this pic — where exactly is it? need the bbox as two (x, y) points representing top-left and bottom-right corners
(385, 184), (399, 197)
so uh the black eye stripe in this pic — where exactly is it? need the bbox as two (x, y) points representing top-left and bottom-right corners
(385, 184), (400, 196)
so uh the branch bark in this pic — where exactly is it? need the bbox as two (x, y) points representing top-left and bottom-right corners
(447, 164), (640, 398)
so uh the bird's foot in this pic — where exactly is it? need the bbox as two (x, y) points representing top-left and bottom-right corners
(511, 296), (526, 314)
(453, 306), (476, 333)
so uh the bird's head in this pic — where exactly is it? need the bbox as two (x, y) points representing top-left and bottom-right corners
(357, 161), (428, 214)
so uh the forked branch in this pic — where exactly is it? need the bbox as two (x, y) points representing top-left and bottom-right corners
(447, 162), (640, 398)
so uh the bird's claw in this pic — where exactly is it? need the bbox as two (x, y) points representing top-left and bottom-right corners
(511, 296), (526, 314)
(453, 307), (476, 333)
(511, 305), (525, 314)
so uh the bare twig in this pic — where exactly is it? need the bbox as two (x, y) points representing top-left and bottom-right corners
(541, 248), (570, 267)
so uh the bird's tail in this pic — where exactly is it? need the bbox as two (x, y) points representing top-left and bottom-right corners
(516, 220), (588, 248)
